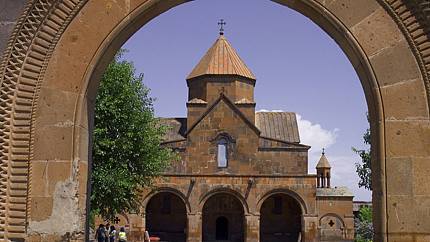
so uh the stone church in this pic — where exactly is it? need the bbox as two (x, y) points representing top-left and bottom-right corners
(115, 33), (354, 242)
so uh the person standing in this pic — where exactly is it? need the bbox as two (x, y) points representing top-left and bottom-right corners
(95, 224), (107, 242)
(118, 227), (127, 242)
(109, 225), (116, 242)
(105, 223), (110, 242)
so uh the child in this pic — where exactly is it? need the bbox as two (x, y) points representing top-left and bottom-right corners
(118, 227), (127, 242)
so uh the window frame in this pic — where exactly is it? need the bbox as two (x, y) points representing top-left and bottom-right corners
(217, 137), (228, 168)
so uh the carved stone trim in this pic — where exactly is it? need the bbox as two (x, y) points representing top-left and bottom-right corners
(0, 0), (86, 240)
(378, 0), (430, 107)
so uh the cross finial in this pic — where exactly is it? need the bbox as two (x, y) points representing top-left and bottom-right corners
(218, 19), (226, 35)
(322, 148), (325, 155)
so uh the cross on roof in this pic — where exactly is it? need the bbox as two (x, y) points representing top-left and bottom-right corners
(322, 148), (325, 155)
(218, 19), (226, 35)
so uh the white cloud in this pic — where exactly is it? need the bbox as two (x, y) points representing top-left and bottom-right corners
(255, 112), (371, 201)
(296, 114), (338, 154)
(327, 154), (372, 201)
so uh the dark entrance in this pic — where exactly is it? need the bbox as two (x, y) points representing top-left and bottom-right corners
(260, 193), (303, 242)
(146, 192), (187, 242)
(216, 216), (229, 240)
(202, 193), (244, 242)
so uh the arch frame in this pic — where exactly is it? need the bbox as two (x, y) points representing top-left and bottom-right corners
(0, 0), (429, 241)
(318, 213), (346, 228)
(199, 187), (249, 214)
(142, 187), (191, 214)
(257, 188), (308, 215)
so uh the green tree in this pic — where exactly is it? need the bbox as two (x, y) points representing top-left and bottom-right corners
(355, 206), (373, 242)
(353, 114), (372, 190)
(91, 50), (173, 220)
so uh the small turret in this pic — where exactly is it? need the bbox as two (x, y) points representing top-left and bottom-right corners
(316, 148), (331, 188)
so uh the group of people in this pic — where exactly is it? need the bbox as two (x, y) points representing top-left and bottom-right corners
(95, 224), (127, 242)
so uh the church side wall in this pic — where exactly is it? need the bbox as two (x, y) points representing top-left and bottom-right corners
(257, 149), (308, 174)
(316, 197), (355, 241)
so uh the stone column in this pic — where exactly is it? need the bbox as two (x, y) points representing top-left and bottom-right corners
(303, 215), (319, 242)
(245, 214), (259, 242)
(187, 213), (202, 242)
(128, 213), (145, 242)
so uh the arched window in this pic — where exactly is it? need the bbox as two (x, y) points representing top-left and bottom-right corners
(217, 138), (228, 167)
(216, 216), (229, 240)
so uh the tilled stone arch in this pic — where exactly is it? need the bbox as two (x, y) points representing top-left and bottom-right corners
(256, 188), (308, 215)
(0, 0), (429, 241)
(142, 187), (191, 213)
(198, 187), (250, 214)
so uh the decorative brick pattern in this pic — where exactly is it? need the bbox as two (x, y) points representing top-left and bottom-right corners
(0, 0), (86, 240)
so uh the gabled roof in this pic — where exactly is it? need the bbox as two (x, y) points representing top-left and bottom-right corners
(187, 35), (256, 80)
(159, 118), (187, 143)
(185, 93), (260, 136)
(255, 112), (300, 143)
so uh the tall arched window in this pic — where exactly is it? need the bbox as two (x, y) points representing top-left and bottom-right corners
(217, 138), (228, 168)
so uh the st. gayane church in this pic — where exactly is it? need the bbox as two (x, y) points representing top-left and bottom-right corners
(108, 32), (354, 242)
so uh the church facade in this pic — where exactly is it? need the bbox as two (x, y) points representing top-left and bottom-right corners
(125, 34), (354, 242)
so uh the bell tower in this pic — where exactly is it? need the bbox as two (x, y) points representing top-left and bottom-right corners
(185, 27), (257, 127)
(316, 149), (332, 188)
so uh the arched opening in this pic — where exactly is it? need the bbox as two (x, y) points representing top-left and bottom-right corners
(202, 193), (245, 242)
(145, 192), (187, 242)
(319, 214), (346, 241)
(217, 138), (228, 168)
(260, 193), (303, 242)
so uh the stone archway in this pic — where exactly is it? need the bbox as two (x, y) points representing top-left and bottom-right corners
(260, 193), (303, 242)
(319, 213), (346, 241)
(0, 1), (429, 241)
(145, 192), (187, 242)
(202, 193), (245, 242)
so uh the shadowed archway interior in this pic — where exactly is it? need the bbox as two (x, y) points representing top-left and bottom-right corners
(145, 192), (187, 242)
(202, 193), (245, 242)
(260, 193), (303, 242)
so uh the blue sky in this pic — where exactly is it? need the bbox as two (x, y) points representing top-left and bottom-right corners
(122, 0), (371, 201)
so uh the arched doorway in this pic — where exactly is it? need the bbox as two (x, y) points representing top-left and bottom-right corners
(202, 193), (245, 242)
(260, 193), (303, 242)
(145, 192), (187, 242)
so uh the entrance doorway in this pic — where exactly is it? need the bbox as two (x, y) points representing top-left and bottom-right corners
(260, 193), (303, 242)
(145, 192), (187, 242)
(202, 193), (245, 242)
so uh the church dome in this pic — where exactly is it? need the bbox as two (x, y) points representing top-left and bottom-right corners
(316, 152), (331, 169)
(187, 35), (256, 80)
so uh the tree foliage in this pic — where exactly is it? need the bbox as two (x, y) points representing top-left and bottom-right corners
(353, 114), (372, 190)
(355, 206), (373, 242)
(91, 50), (173, 220)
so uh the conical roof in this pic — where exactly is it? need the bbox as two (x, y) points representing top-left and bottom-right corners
(316, 152), (331, 169)
(187, 35), (256, 80)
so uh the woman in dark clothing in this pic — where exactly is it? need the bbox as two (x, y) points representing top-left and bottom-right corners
(109, 225), (116, 242)
(95, 224), (107, 242)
